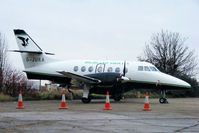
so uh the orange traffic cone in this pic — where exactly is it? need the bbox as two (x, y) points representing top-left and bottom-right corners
(104, 91), (112, 110)
(16, 90), (24, 109)
(143, 92), (151, 111)
(59, 90), (68, 109)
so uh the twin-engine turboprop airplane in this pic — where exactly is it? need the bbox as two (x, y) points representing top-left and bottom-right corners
(12, 29), (191, 103)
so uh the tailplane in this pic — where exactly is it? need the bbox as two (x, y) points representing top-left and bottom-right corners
(13, 29), (55, 69)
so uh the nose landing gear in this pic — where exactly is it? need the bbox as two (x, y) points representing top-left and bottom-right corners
(159, 89), (169, 104)
(159, 97), (168, 104)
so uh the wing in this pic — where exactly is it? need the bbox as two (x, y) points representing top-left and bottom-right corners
(57, 71), (101, 84)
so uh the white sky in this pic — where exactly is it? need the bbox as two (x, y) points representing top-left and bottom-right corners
(0, 0), (199, 76)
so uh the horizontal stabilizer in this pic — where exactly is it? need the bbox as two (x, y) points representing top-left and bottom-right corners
(9, 50), (55, 55)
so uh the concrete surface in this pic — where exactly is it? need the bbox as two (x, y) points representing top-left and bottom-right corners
(0, 98), (199, 133)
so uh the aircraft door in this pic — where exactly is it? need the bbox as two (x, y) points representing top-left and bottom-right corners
(95, 63), (105, 73)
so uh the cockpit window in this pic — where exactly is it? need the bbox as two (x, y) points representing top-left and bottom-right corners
(138, 65), (159, 72)
(138, 66), (143, 71)
(149, 66), (158, 71)
(144, 66), (150, 71)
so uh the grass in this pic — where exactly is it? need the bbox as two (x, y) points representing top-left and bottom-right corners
(91, 94), (106, 99)
(124, 91), (161, 98)
(0, 90), (163, 102)
(0, 93), (16, 102)
(23, 90), (83, 101)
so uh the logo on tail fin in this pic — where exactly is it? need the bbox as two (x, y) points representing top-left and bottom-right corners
(17, 36), (29, 47)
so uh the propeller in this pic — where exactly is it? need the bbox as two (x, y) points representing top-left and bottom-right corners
(123, 61), (126, 76)
(116, 61), (129, 82)
(113, 61), (128, 100)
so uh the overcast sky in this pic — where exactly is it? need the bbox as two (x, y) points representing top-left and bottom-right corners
(0, 0), (199, 74)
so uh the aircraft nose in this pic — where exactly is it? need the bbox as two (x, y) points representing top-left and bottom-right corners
(161, 73), (191, 89)
(178, 79), (191, 88)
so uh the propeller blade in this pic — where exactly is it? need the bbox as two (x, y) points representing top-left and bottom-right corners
(123, 61), (126, 76)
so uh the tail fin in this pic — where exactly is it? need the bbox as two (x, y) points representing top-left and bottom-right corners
(14, 29), (43, 52)
(13, 29), (55, 69)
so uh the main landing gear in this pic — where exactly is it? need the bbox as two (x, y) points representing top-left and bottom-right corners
(81, 96), (91, 103)
(159, 89), (169, 104)
(81, 84), (92, 103)
(113, 94), (122, 102)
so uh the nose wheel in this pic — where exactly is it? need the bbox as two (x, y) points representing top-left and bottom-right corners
(159, 90), (169, 104)
(159, 97), (168, 104)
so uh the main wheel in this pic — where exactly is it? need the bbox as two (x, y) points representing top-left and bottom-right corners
(81, 97), (91, 103)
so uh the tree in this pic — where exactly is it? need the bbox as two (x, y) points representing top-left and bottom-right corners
(0, 33), (7, 93)
(138, 30), (198, 77)
(0, 32), (36, 97)
(4, 68), (31, 97)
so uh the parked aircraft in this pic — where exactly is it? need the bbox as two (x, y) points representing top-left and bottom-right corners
(12, 29), (191, 103)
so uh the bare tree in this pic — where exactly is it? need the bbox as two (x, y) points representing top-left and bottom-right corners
(138, 30), (198, 77)
(0, 33), (7, 93)
(4, 68), (29, 96)
(0, 32), (36, 97)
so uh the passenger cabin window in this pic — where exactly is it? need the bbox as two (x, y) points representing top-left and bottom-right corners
(88, 66), (93, 72)
(81, 66), (86, 72)
(149, 66), (158, 71)
(74, 66), (78, 72)
(138, 66), (143, 71)
(144, 66), (150, 71)
(107, 67), (113, 72)
(97, 66), (103, 73)
(115, 67), (120, 73)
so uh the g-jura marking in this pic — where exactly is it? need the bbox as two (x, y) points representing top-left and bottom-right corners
(26, 57), (45, 62)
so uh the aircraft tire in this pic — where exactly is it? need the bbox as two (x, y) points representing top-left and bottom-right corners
(81, 97), (91, 103)
(159, 98), (167, 104)
(159, 97), (166, 104)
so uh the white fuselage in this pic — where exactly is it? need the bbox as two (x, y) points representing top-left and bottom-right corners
(24, 59), (191, 89)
